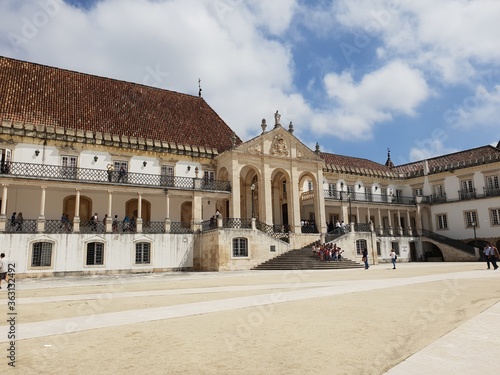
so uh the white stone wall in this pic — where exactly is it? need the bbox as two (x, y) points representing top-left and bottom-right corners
(3, 233), (194, 277)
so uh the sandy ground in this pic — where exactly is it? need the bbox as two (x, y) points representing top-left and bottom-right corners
(1, 262), (499, 375)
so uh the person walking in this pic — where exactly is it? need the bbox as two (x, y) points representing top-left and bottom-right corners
(390, 249), (397, 269)
(362, 248), (369, 269)
(0, 253), (8, 289)
(484, 243), (498, 270)
(106, 163), (114, 182)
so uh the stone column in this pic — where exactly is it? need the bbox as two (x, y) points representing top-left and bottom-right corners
(73, 189), (81, 232)
(136, 193), (143, 233)
(289, 163), (302, 234)
(230, 158), (241, 219)
(387, 208), (393, 236)
(397, 210), (403, 236)
(164, 190), (171, 232)
(192, 191), (202, 232)
(0, 184), (8, 231)
(377, 208), (383, 235)
(406, 210), (412, 236)
(37, 186), (46, 232)
(106, 191), (113, 232)
(315, 168), (327, 235)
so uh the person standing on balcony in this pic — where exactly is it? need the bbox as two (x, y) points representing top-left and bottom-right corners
(112, 215), (118, 232)
(107, 163), (114, 182)
(10, 212), (16, 228)
(91, 213), (98, 231)
(117, 166), (126, 182)
(16, 212), (23, 231)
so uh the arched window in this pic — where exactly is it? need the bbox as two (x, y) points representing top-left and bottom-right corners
(232, 237), (248, 257)
(32, 242), (53, 267)
(356, 239), (367, 255)
(135, 242), (151, 264)
(86, 242), (104, 265)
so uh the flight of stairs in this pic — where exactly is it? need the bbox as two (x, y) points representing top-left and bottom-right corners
(252, 246), (364, 270)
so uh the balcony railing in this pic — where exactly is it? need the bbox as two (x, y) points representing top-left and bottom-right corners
(0, 162), (231, 192)
(458, 189), (476, 201)
(323, 190), (419, 206)
(484, 187), (500, 197)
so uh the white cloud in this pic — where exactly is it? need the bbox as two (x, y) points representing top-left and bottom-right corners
(443, 85), (500, 129)
(335, 0), (500, 83)
(408, 139), (458, 162)
(313, 60), (429, 140)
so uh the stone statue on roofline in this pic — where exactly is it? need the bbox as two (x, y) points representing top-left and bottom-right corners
(274, 110), (281, 127)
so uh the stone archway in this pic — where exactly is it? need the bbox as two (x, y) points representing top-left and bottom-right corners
(181, 201), (192, 227)
(125, 199), (151, 222)
(63, 195), (92, 221)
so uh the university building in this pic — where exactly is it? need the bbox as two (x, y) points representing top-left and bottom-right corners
(1, 56), (499, 277)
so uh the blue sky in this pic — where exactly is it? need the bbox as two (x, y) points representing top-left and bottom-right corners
(1, 0), (500, 165)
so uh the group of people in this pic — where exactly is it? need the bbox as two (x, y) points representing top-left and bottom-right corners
(89, 213), (138, 232)
(312, 242), (344, 262)
(483, 243), (499, 270)
(9, 212), (23, 231)
(327, 220), (348, 234)
(106, 164), (127, 182)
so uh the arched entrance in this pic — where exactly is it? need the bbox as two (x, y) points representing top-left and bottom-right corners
(125, 199), (151, 222)
(180, 201), (192, 227)
(63, 195), (92, 221)
(271, 169), (290, 231)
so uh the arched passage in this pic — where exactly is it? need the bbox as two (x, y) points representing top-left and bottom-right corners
(125, 199), (151, 222)
(63, 195), (92, 221)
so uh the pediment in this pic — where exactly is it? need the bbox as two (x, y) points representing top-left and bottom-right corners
(236, 127), (320, 161)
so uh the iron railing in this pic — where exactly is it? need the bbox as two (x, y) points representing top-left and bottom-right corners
(170, 222), (193, 234)
(256, 220), (289, 243)
(323, 190), (419, 206)
(223, 218), (253, 229)
(458, 189), (476, 200)
(5, 219), (37, 233)
(421, 229), (476, 255)
(484, 187), (500, 197)
(142, 221), (165, 233)
(0, 161), (231, 192)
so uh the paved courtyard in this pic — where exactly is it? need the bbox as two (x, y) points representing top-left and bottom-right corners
(1, 262), (499, 375)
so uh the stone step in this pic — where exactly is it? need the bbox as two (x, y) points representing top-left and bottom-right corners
(253, 247), (364, 270)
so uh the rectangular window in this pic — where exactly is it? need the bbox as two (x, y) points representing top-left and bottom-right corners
(232, 238), (248, 257)
(433, 184), (444, 196)
(392, 242), (400, 255)
(32, 242), (52, 267)
(115, 161), (128, 183)
(61, 155), (77, 179)
(161, 165), (174, 186)
(461, 180), (473, 192)
(413, 188), (423, 196)
(135, 243), (151, 264)
(437, 214), (448, 229)
(308, 181), (313, 191)
(327, 183), (336, 198)
(491, 209), (500, 226)
(486, 176), (499, 189)
(86, 242), (104, 265)
(356, 239), (367, 255)
(465, 211), (478, 227)
(204, 171), (214, 181)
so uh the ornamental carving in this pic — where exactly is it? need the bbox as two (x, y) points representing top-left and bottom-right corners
(271, 136), (289, 157)
(248, 144), (262, 154)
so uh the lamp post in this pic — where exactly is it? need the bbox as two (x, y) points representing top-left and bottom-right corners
(251, 183), (255, 218)
(472, 221), (477, 248)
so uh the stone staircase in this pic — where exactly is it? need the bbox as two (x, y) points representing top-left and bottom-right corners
(252, 246), (364, 270)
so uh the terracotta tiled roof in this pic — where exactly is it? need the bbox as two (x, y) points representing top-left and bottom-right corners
(393, 145), (500, 176)
(319, 152), (397, 177)
(0, 56), (241, 153)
